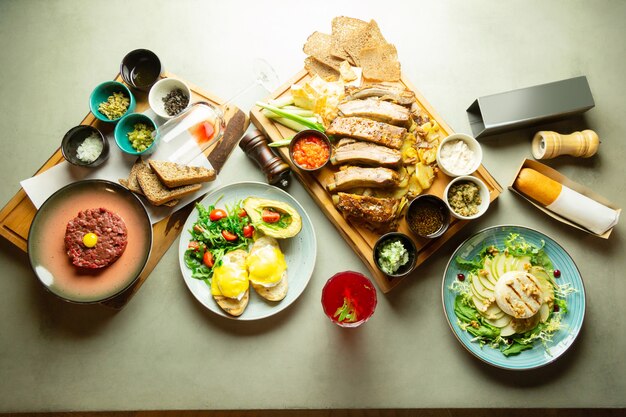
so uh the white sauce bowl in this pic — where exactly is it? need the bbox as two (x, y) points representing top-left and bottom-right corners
(436, 133), (482, 177)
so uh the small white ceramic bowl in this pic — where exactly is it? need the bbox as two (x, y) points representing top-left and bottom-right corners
(436, 133), (482, 177)
(148, 78), (191, 119)
(444, 176), (490, 220)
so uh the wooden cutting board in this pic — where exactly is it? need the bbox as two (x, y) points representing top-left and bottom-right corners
(250, 70), (502, 293)
(0, 72), (248, 309)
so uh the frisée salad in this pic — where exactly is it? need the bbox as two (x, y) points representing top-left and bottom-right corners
(450, 233), (575, 356)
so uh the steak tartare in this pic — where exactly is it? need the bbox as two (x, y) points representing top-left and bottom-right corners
(65, 208), (128, 269)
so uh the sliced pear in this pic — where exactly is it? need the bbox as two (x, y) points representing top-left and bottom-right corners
(486, 315), (512, 328)
(539, 303), (550, 323)
(472, 273), (492, 299)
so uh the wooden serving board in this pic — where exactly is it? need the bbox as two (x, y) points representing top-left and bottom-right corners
(250, 70), (502, 293)
(0, 72), (248, 309)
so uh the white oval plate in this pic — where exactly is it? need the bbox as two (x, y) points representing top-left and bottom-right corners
(178, 181), (317, 320)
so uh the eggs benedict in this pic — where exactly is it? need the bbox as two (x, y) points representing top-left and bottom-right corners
(246, 236), (288, 301)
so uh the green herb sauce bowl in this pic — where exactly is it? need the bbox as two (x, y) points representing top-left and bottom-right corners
(89, 81), (136, 123)
(114, 113), (159, 156)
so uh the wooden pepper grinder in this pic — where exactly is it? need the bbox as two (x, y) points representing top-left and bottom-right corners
(531, 129), (600, 160)
(239, 128), (291, 188)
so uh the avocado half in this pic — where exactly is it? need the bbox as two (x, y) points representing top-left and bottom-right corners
(242, 197), (302, 239)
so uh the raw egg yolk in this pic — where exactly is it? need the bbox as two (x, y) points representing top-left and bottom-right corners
(83, 233), (98, 248)
(246, 245), (286, 286)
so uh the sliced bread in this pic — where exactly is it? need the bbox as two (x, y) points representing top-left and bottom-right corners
(120, 160), (179, 207)
(343, 20), (387, 66)
(360, 43), (401, 81)
(303, 31), (345, 71)
(148, 160), (216, 188)
(136, 168), (201, 206)
(304, 57), (340, 81)
(330, 16), (368, 64)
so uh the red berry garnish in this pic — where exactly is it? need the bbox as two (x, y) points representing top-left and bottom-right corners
(553, 304), (560, 313)
(554, 269), (561, 278)
(457, 273), (465, 281)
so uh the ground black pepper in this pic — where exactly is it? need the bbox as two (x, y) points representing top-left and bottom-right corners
(409, 201), (444, 236)
(162, 88), (189, 116)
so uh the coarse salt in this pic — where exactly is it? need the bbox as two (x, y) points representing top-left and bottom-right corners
(439, 140), (475, 174)
(76, 133), (103, 163)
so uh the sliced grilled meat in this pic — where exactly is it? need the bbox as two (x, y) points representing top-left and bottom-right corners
(327, 167), (399, 192)
(331, 141), (402, 167)
(333, 192), (400, 225)
(338, 99), (410, 126)
(326, 117), (406, 149)
(345, 84), (417, 106)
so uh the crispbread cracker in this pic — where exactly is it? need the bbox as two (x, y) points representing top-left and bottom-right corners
(360, 43), (401, 81)
(303, 31), (345, 70)
(304, 57), (340, 81)
(330, 16), (368, 64)
(343, 20), (387, 66)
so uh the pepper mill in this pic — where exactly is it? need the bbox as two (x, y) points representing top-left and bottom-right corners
(239, 128), (291, 188)
(531, 129), (600, 160)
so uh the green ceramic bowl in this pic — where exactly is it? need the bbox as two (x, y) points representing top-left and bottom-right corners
(114, 113), (159, 156)
(89, 81), (136, 123)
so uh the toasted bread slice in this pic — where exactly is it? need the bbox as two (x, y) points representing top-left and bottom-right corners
(120, 160), (179, 207)
(360, 43), (401, 82)
(304, 57), (340, 81)
(136, 168), (201, 206)
(343, 20), (387, 66)
(213, 289), (250, 317)
(330, 16), (368, 64)
(303, 31), (345, 71)
(148, 160), (216, 188)
(247, 236), (288, 302)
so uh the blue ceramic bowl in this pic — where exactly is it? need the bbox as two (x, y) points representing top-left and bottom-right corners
(114, 113), (159, 156)
(89, 81), (136, 123)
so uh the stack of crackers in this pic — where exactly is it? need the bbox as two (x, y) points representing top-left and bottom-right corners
(303, 16), (400, 82)
(119, 159), (216, 207)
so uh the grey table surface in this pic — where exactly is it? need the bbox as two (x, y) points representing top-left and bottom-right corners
(1, 0), (625, 412)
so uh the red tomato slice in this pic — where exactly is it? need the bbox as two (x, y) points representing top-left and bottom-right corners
(209, 209), (227, 222)
(203, 251), (214, 268)
(238, 209), (248, 218)
(262, 209), (280, 223)
(221, 230), (238, 241)
(243, 225), (254, 238)
(188, 241), (200, 251)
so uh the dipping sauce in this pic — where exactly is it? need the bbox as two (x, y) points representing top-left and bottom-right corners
(321, 271), (377, 327)
(291, 133), (330, 170)
(407, 195), (449, 238)
(447, 181), (481, 217)
(439, 139), (476, 175)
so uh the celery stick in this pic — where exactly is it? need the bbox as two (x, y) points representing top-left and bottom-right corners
(270, 116), (309, 132)
(268, 95), (294, 108)
(268, 139), (293, 148)
(256, 102), (325, 132)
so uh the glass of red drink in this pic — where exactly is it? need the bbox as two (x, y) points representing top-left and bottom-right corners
(321, 271), (377, 328)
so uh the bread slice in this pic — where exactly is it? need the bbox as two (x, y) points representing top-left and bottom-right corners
(330, 16), (368, 64)
(136, 168), (201, 206)
(120, 160), (179, 207)
(148, 160), (216, 188)
(304, 57), (340, 81)
(360, 43), (401, 82)
(343, 20), (387, 66)
(303, 31), (345, 71)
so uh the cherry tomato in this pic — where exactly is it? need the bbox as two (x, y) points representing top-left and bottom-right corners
(262, 208), (280, 223)
(188, 241), (200, 251)
(209, 209), (227, 222)
(203, 251), (214, 268)
(193, 224), (205, 233)
(238, 209), (248, 218)
(221, 230), (238, 241)
(243, 224), (254, 238)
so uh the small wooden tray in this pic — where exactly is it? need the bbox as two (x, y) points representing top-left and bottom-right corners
(250, 70), (502, 293)
(0, 72), (248, 309)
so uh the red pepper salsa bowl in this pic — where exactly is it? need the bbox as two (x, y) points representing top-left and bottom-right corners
(321, 271), (377, 328)
(288, 129), (331, 172)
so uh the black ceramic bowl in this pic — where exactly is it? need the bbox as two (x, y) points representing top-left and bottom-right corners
(120, 49), (162, 91)
(373, 232), (418, 278)
(406, 194), (450, 238)
(288, 129), (331, 172)
(61, 125), (109, 167)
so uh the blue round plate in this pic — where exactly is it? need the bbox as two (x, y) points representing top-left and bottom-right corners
(442, 225), (586, 370)
(178, 181), (317, 320)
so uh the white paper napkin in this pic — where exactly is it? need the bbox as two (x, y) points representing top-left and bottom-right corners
(547, 186), (620, 235)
